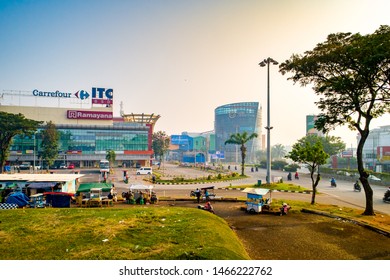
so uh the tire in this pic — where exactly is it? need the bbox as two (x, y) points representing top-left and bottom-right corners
(249, 208), (256, 214)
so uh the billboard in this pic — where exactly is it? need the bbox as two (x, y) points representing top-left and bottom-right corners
(2, 86), (113, 109)
(306, 115), (323, 136)
(377, 146), (390, 161)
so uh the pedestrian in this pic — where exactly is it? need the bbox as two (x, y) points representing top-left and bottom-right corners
(195, 188), (201, 203)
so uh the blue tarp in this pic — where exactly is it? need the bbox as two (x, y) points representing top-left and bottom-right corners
(6, 192), (30, 207)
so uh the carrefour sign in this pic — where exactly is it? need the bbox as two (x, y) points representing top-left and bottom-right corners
(33, 89), (72, 98)
(32, 87), (113, 105)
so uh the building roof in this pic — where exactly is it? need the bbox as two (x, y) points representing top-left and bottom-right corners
(0, 173), (84, 182)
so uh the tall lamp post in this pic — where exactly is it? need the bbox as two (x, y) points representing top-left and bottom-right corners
(259, 57), (278, 184)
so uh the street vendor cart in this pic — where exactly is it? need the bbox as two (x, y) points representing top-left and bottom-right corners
(242, 188), (272, 213)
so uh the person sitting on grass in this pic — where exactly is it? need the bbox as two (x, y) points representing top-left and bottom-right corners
(202, 201), (215, 214)
(280, 203), (291, 216)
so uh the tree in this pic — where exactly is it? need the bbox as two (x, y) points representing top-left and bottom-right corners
(152, 131), (170, 169)
(40, 121), (59, 168)
(279, 25), (390, 215)
(106, 149), (116, 173)
(272, 144), (287, 159)
(305, 135), (345, 157)
(287, 136), (329, 204)
(225, 131), (258, 176)
(0, 112), (42, 172)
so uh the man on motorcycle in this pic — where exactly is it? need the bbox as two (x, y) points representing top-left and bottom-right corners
(354, 180), (361, 192)
(330, 177), (337, 187)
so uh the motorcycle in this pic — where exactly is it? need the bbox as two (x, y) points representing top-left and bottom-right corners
(330, 179), (337, 187)
(383, 189), (390, 203)
(353, 182), (361, 192)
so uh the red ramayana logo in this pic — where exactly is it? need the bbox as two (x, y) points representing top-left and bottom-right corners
(67, 110), (113, 120)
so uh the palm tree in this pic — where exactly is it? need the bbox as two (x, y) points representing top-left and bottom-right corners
(225, 131), (258, 176)
(272, 144), (287, 160)
(105, 149), (116, 174)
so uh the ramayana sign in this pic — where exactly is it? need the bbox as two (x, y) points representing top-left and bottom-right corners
(67, 110), (113, 120)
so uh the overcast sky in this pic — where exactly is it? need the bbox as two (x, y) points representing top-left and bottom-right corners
(1, 0), (389, 147)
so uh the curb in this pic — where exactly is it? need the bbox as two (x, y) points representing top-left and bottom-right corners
(301, 208), (390, 238)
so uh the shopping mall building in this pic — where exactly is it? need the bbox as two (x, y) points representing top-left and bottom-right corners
(1, 88), (159, 168)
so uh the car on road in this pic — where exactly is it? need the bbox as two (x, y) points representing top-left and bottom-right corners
(368, 175), (381, 181)
(19, 162), (31, 170)
(58, 163), (67, 169)
(136, 167), (152, 175)
(67, 163), (75, 169)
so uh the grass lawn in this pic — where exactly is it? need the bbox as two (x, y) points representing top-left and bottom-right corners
(0, 206), (250, 260)
(227, 182), (310, 192)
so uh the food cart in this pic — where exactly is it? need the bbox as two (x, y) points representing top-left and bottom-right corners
(242, 188), (272, 213)
(29, 193), (45, 208)
(88, 188), (103, 207)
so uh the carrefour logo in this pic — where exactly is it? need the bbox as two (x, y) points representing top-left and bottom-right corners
(74, 90), (90, 100)
(74, 87), (113, 105)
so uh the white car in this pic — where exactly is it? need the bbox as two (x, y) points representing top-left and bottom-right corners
(368, 175), (381, 181)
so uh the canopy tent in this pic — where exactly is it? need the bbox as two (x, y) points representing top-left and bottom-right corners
(76, 183), (113, 193)
(242, 188), (271, 196)
(27, 182), (57, 189)
(0, 182), (22, 190)
(5, 192), (30, 207)
(0, 174), (83, 194)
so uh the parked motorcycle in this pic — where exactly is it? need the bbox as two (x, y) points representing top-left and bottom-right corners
(353, 181), (361, 192)
(383, 189), (390, 203)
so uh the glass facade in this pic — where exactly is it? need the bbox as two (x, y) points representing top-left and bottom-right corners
(214, 102), (262, 163)
(9, 123), (151, 167)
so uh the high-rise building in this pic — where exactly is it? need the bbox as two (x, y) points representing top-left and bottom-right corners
(214, 102), (262, 163)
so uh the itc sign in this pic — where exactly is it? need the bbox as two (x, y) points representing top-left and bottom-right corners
(67, 110), (113, 120)
(92, 87), (113, 105)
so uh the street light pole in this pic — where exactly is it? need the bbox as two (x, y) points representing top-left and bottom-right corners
(259, 57), (278, 184)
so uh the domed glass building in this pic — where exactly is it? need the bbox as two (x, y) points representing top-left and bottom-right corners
(214, 102), (262, 163)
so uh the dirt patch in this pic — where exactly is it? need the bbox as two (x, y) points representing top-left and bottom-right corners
(158, 200), (390, 260)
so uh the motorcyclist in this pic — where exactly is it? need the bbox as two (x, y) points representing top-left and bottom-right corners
(330, 177), (337, 187)
(287, 172), (292, 181)
(354, 180), (361, 191)
(384, 187), (390, 203)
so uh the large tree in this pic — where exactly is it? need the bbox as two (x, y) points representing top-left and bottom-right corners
(279, 25), (390, 215)
(287, 135), (329, 204)
(152, 131), (170, 169)
(40, 121), (59, 168)
(0, 112), (42, 172)
(225, 131), (258, 176)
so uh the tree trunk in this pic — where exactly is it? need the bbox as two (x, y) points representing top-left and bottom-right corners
(309, 169), (317, 204)
(357, 129), (375, 215)
(240, 145), (246, 176)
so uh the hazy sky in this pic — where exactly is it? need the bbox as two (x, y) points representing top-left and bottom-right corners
(1, 0), (389, 147)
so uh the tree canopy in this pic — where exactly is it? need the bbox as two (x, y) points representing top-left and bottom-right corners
(152, 131), (170, 167)
(287, 135), (329, 204)
(279, 25), (390, 215)
(40, 121), (59, 168)
(225, 131), (258, 176)
(0, 112), (42, 172)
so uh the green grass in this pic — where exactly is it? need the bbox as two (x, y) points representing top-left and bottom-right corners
(0, 207), (250, 260)
(226, 182), (310, 192)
